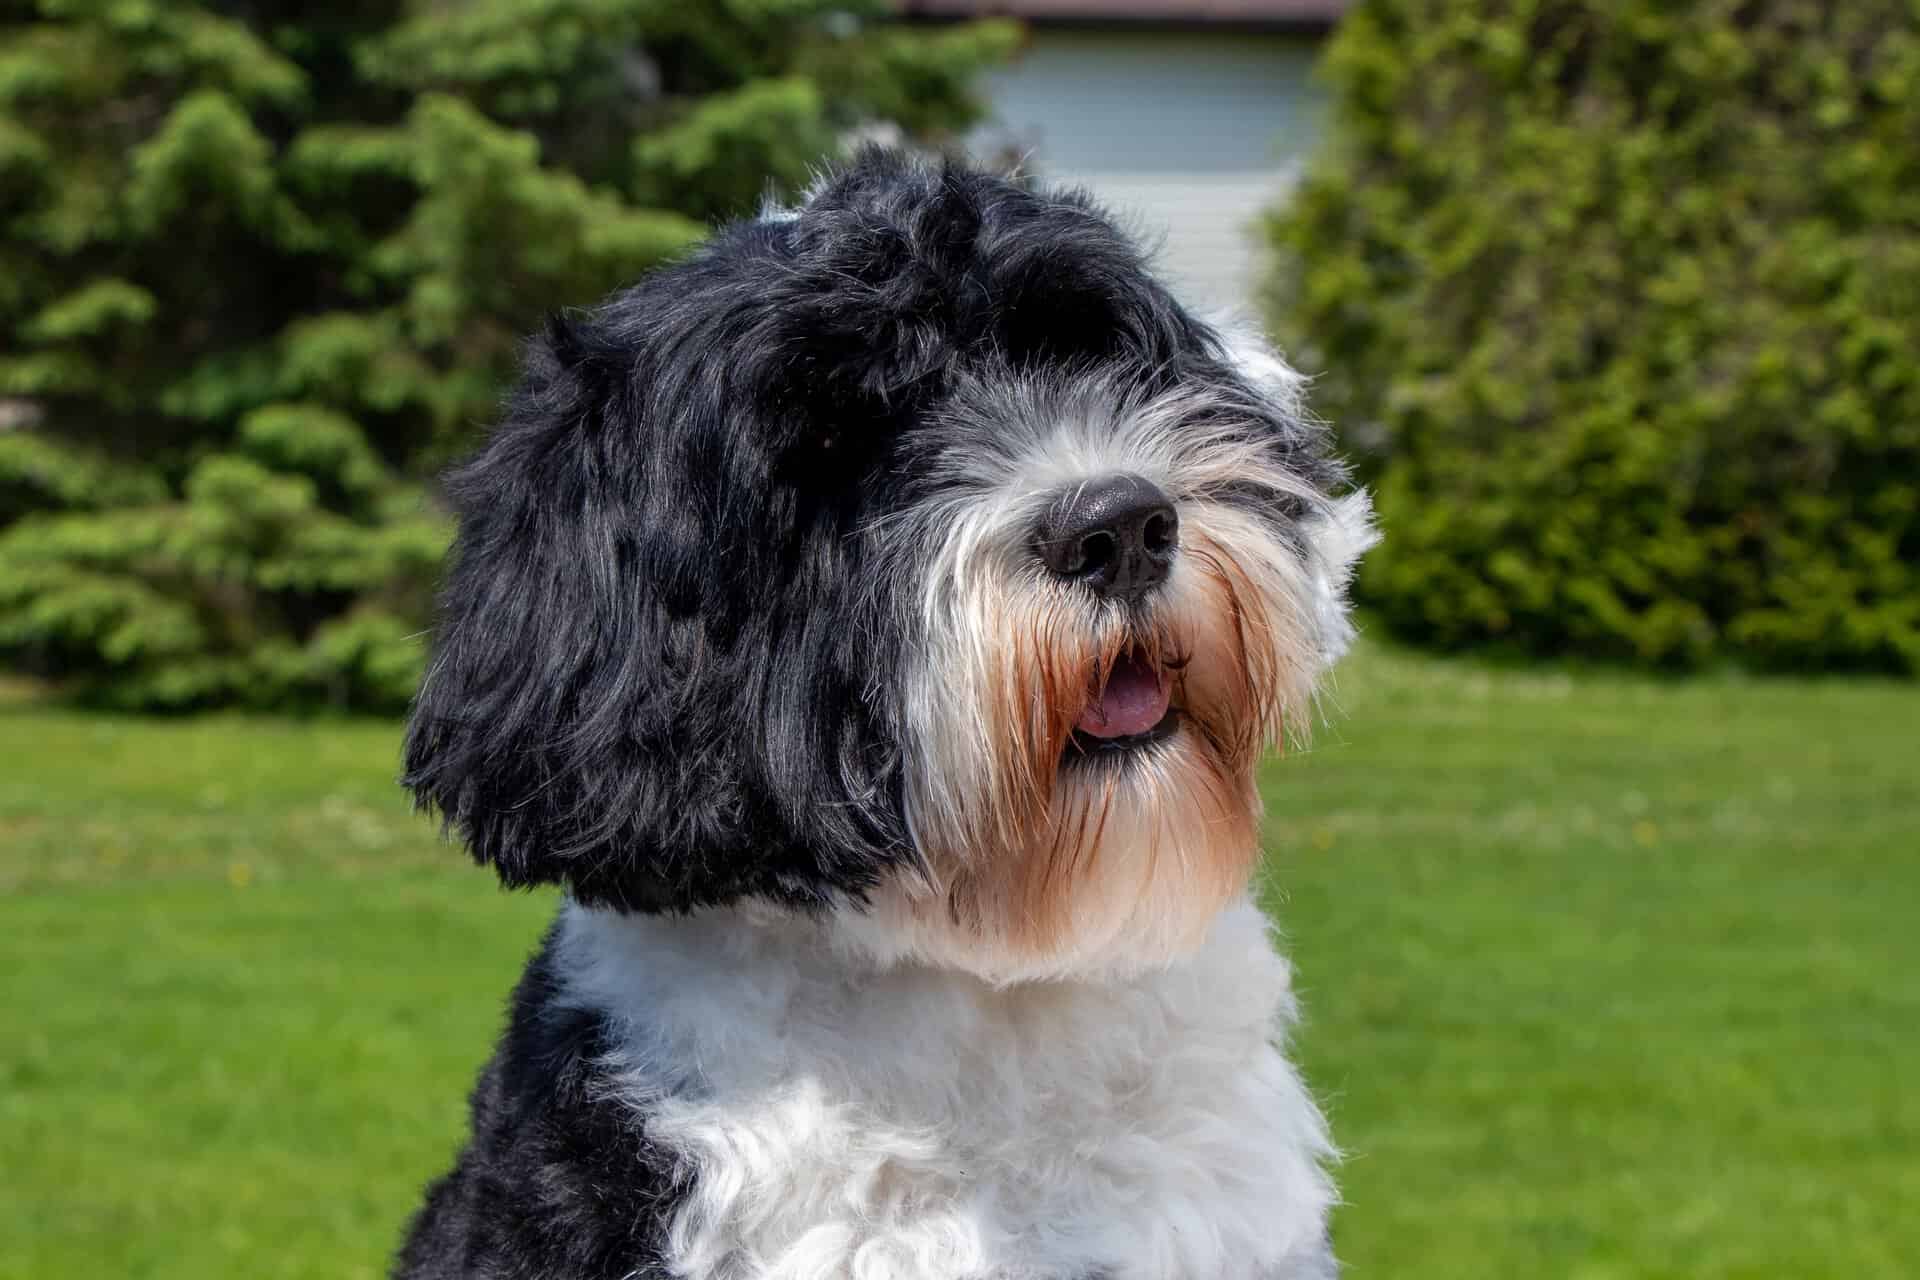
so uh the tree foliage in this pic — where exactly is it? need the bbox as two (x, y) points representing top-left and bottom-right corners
(0, 0), (1016, 709)
(1268, 0), (1920, 673)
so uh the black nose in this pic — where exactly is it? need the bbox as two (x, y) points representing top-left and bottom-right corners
(1034, 473), (1179, 601)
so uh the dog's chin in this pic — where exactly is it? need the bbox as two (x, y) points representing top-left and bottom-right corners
(852, 642), (1273, 987)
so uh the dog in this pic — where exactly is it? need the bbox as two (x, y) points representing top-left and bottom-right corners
(394, 151), (1374, 1280)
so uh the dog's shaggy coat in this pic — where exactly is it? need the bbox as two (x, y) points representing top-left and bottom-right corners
(395, 153), (1373, 1280)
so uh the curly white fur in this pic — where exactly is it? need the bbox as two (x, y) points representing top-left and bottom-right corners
(557, 897), (1337, 1280)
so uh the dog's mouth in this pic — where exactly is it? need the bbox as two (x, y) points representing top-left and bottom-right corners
(1066, 649), (1181, 758)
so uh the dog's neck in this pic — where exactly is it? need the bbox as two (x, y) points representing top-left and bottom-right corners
(553, 896), (1338, 1280)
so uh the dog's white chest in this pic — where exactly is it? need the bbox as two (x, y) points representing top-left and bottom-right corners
(559, 900), (1335, 1280)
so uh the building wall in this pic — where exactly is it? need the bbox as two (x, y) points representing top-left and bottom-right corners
(970, 28), (1329, 314)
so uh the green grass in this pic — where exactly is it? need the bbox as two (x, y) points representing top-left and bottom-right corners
(2, 642), (1916, 1278)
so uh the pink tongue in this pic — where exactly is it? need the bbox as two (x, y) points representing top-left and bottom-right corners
(1076, 654), (1171, 739)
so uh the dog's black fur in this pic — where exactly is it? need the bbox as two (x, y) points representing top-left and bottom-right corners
(394, 152), (1341, 1279)
(392, 926), (688, 1278)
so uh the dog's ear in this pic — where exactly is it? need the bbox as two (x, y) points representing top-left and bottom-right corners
(403, 306), (909, 913)
(1209, 319), (1380, 665)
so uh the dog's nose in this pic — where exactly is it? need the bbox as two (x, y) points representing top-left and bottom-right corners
(1034, 473), (1178, 601)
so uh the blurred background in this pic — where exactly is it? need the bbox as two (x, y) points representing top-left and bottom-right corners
(1, 1), (1914, 1276)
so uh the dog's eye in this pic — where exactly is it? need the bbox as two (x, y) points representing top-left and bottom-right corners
(1204, 479), (1311, 525)
(776, 416), (888, 493)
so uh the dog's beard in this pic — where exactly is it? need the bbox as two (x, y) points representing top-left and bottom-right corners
(870, 501), (1323, 984)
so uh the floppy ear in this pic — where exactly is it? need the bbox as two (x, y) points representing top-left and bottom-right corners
(1300, 489), (1378, 665)
(1209, 317), (1380, 665)
(402, 305), (908, 913)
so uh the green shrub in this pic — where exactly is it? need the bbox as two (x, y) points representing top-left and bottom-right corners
(0, 0), (1015, 709)
(1267, 0), (1920, 673)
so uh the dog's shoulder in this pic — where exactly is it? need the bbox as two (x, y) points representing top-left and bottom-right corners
(391, 928), (687, 1280)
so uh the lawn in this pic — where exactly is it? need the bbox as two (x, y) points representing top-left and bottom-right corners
(2, 641), (1915, 1279)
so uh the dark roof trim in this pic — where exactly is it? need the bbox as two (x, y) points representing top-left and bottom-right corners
(896, 0), (1349, 30)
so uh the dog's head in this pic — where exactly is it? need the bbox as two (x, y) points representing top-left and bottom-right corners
(404, 153), (1373, 982)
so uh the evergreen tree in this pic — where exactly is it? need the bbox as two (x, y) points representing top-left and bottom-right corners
(1267, 1), (1920, 673)
(0, 0), (1016, 709)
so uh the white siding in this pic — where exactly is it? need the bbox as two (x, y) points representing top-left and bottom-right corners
(969, 28), (1328, 312)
